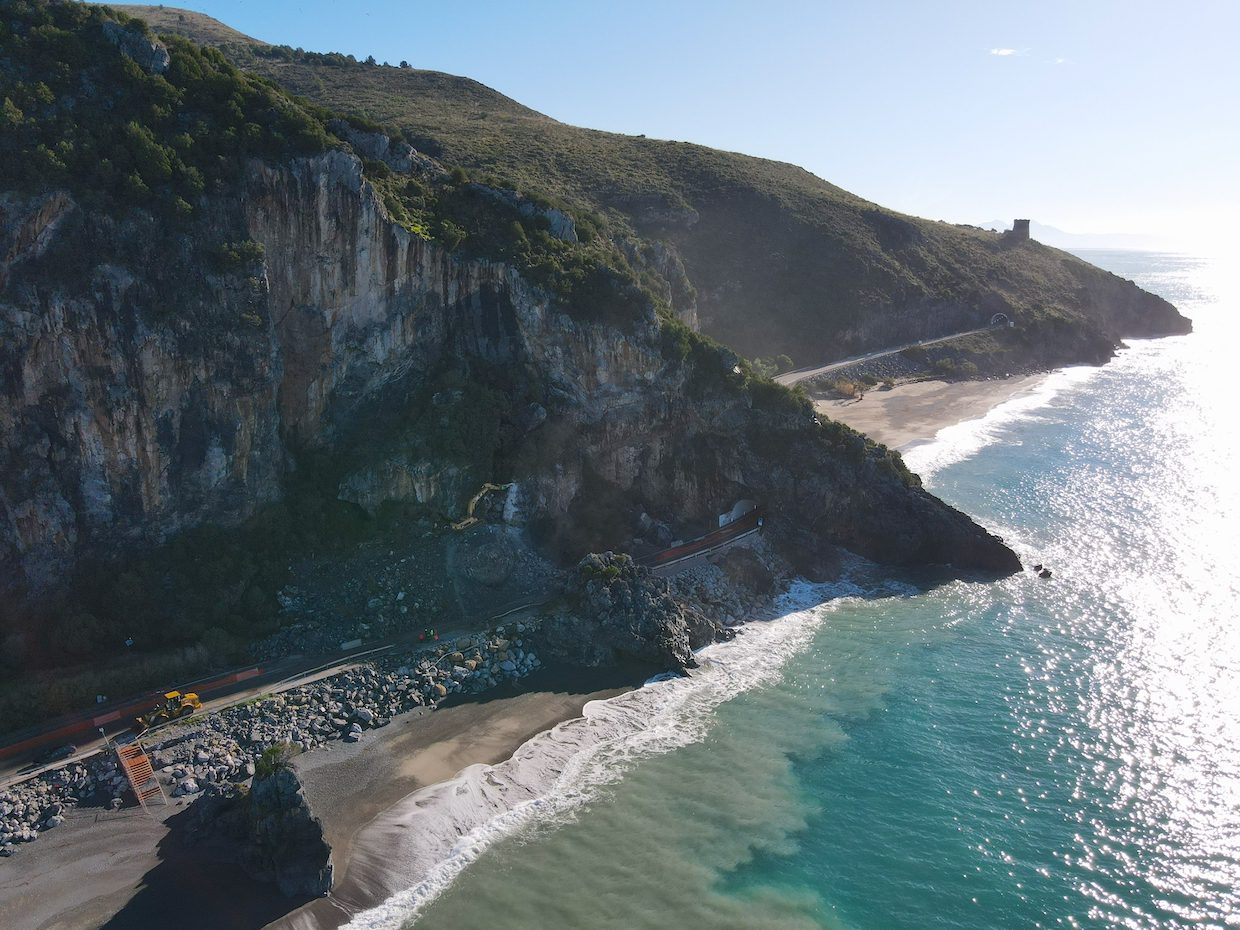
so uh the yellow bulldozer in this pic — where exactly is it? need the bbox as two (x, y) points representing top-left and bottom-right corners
(134, 690), (202, 732)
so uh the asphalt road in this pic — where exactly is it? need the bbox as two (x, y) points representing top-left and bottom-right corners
(774, 325), (994, 386)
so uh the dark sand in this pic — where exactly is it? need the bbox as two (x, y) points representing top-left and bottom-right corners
(0, 667), (639, 930)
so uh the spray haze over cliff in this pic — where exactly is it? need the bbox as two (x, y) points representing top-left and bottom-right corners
(0, 2), (1187, 727)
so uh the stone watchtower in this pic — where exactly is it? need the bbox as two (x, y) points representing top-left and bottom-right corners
(1011, 218), (1030, 240)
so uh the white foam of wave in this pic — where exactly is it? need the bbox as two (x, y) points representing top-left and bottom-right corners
(902, 366), (1101, 480)
(340, 579), (877, 929)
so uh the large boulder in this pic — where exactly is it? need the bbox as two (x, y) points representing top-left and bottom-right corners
(540, 552), (720, 670)
(456, 528), (517, 586)
(244, 761), (333, 897)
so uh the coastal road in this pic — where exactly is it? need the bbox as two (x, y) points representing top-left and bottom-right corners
(1, 521), (755, 790)
(0, 645), (395, 790)
(774, 324), (996, 387)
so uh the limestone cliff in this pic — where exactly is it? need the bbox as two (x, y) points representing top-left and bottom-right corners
(0, 141), (1016, 606)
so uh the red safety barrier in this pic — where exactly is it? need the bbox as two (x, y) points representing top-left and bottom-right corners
(645, 507), (764, 566)
(0, 663), (265, 762)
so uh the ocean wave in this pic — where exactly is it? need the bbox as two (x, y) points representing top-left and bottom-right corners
(902, 367), (1100, 480)
(339, 580), (864, 929)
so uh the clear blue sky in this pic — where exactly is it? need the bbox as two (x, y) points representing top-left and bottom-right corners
(150, 0), (1237, 250)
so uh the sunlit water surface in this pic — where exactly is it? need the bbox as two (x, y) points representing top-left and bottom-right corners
(351, 252), (1240, 930)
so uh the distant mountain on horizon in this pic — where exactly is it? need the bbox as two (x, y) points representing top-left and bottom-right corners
(980, 220), (1166, 252)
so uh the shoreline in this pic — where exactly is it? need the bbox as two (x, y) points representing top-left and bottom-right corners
(813, 375), (1047, 451)
(0, 667), (641, 930)
(275, 665), (643, 930)
(0, 376), (1050, 930)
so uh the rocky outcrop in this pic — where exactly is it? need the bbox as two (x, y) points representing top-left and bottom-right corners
(326, 120), (437, 175)
(244, 764), (333, 897)
(101, 19), (170, 74)
(471, 184), (578, 242)
(540, 552), (723, 669)
(176, 758), (331, 897)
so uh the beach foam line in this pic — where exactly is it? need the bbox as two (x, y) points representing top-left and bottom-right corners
(902, 366), (1100, 480)
(337, 579), (880, 929)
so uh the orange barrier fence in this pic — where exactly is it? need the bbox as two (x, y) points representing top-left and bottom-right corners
(117, 743), (164, 808)
(0, 664), (266, 762)
(640, 507), (764, 567)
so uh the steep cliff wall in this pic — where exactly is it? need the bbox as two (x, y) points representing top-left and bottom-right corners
(0, 187), (286, 593)
(0, 144), (1016, 604)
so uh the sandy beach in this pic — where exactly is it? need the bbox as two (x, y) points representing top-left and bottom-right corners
(274, 665), (640, 930)
(814, 375), (1046, 450)
(0, 668), (638, 930)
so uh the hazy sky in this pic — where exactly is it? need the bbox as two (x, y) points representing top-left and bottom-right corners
(151, 1), (1237, 251)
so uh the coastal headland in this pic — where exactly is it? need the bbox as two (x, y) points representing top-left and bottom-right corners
(4, 379), (1040, 930)
(0, 4), (1193, 929)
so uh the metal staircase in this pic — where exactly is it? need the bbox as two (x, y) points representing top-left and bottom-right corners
(116, 743), (167, 812)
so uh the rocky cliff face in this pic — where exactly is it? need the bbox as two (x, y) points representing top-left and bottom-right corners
(0, 145), (1017, 607)
(244, 764), (333, 897)
(181, 760), (333, 898)
(541, 552), (724, 669)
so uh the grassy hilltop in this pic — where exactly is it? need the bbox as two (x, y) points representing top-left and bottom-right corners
(117, 5), (1190, 369)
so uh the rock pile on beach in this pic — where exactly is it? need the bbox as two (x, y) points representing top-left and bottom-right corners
(0, 624), (542, 857)
(540, 552), (717, 669)
(668, 543), (783, 628)
(2, 542), (784, 858)
(0, 754), (130, 854)
(145, 625), (544, 799)
(539, 544), (785, 671)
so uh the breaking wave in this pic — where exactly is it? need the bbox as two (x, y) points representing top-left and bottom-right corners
(339, 580), (873, 929)
(902, 366), (1099, 480)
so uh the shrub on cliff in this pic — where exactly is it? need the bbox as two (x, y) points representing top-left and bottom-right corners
(0, 2), (339, 215)
(255, 742), (299, 778)
(212, 239), (266, 271)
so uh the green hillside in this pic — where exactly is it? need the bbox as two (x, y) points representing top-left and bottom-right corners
(118, 5), (1188, 368)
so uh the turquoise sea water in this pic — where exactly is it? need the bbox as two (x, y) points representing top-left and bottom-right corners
(349, 251), (1240, 930)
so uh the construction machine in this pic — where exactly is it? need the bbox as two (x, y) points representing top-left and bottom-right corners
(134, 690), (201, 732)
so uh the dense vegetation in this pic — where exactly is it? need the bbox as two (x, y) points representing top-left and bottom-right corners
(0, 2), (667, 327)
(0, 1), (341, 215)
